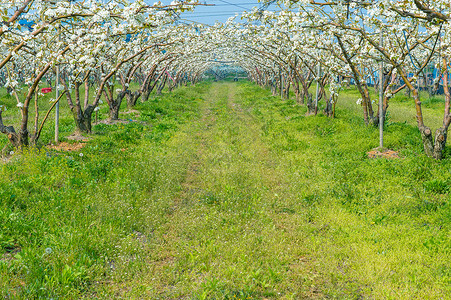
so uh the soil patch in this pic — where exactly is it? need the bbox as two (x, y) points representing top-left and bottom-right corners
(1, 156), (12, 163)
(95, 119), (136, 125)
(48, 141), (87, 152)
(66, 133), (91, 142)
(122, 109), (140, 116)
(368, 149), (400, 159)
(1, 246), (21, 262)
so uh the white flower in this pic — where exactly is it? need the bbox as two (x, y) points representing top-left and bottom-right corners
(9, 151), (14, 155)
(356, 98), (363, 105)
(5, 78), (18, 88)
(17, 102), (24, 108)
(94, 107), (100, 112)
(79, 153), (84, 157)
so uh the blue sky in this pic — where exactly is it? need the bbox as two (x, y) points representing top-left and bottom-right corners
(158, 0), (276, 25)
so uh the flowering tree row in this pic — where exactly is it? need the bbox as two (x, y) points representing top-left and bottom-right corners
(0, 0), (212, 148)
(1, 0), (450, 159)
(239, 0), (451, 159)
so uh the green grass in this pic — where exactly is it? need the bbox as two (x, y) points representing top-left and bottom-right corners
(1, 81), (450, 299)
(0, 83), (206, 298)
(336, 85), (445, 130)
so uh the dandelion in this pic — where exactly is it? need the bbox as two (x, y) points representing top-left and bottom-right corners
(9, 151), (14, 155)
(79, 153), (84, 157)
(45, 248), (52, 254)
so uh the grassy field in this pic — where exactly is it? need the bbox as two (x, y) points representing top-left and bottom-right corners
(1, 81), (450, 299)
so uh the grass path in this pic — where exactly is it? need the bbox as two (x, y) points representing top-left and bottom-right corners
(136, 82), (319, 299)
(87, 82), (327, 299)
(107, 82), (450, 299)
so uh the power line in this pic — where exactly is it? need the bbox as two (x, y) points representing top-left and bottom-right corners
(184, 13), (245, 17)
(215, 0), (252, 11)
(211, 2), (259, 6)
(184, 10), (253, 14)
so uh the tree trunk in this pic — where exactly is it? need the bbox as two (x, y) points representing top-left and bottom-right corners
(433, 127), (447, 159)
(109, 104), (120, 120)
(419, 125), (434, 157)
(126, 91), (141, 108)
(156, 76), (168, 96)
(306, 94), (314, 114)
(298, 89), (304, 105)
(71, 105), (93, 134)
(108, 91), (126, 120)
(292, 78), (301, 104)
(336, 35), (376, 125)
(0, 111), (21, 148)
(271, 82), (277, 96)
(84, 80), (90, 110)
(431, 72), (443, 95)
(301, 81), (310, 106)
(141, 89), (151, 103)
(284, 80), (290, 99)
(433, 58), (451, 159)
(324, 96), (333, 117)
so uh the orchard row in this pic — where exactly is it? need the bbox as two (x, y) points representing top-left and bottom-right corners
(0, 0), (450, 158)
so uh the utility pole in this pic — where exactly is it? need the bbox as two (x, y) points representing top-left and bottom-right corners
(315, 63), (321, 115)
(281, 74), (284, 99)
(279, 67), (283, 98)
(379, 29), (384, 149)
(55, 64), (59, 144)
(55, 29), (60, 144)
